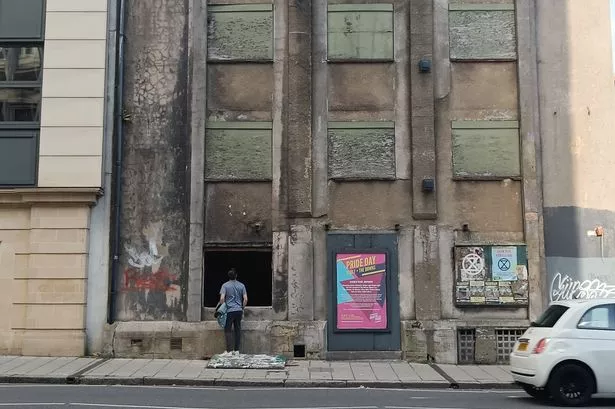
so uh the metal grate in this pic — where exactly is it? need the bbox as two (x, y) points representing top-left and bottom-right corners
(457, 329), (476, 364)
(170, 338), (183, 351)
(496, 329), (525, 363)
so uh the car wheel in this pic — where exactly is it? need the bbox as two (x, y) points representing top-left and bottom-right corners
(547, 363), (594, 407)
(522, 384), (549, 401)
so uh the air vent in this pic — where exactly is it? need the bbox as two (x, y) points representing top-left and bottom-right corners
(170, 338), (183, 351)
(457, 329), (475, 364)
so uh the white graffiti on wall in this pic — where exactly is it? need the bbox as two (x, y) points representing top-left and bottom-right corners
(550, 273), (615, 301)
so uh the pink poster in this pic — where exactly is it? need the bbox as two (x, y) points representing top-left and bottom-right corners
(336, 253), (387, 330)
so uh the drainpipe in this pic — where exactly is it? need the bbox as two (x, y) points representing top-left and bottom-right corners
(108, 0), (127, 324)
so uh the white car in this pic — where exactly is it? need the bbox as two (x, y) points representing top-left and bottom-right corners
(510, 298), (615, 406)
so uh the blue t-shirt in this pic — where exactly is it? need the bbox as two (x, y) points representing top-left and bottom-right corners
(220, 280), (246, 313)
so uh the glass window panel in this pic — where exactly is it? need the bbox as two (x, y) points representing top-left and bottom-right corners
(0, 46), (42, 82)
(0, 88), (41, 121)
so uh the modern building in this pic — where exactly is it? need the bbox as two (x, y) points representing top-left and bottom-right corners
(1, 0), (614, 364)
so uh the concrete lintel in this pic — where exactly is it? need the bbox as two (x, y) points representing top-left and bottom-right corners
(187, 0), (208, 322)
(515, 0), (545, 320)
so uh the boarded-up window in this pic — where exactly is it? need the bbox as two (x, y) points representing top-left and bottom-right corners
(207, 4), (273, 61)
(205, 121), (272, 181)
(328, 121), (395, 180)
(449, 4), (517, 61)
(452, 120), (520, 179)
(327, 4), (394, 61)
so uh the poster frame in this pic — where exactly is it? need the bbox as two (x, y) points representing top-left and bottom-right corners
(453, 245), (529, 308)
(333, 248), (391, 334)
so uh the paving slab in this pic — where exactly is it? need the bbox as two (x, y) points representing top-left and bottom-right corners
(287, 368), (310, 379)
(27, 357), (78, 376)
(478, 365), (514, 383)
(6, 357), (55, 375)
(244, 369), (268, 379)
(175, 360), (207, 379)
(331, 362), (353, 380)
(350, 362), (376, 381)
(370, 362), (399, 381)
(0, 357), (37, 374)
(460, 365), (498, 383)
(0, 356), (18, 366)
(130, 359), (171, 378)
(389, 362), (421, 382)
(220, 369), (245, 379)
(438, 364), (479, 383)
(153, 360), (190, 378)
(109, 359), (151, 377)
(55, 358), (100, 377)
(83, 359), (133, 377)
(198, 368), (223, 379)
(409, 363), (446, 382)
(266, 370), (287, 379)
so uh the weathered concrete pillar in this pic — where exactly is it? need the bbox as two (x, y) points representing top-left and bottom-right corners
(394, 0), (411, 179)
(516, 0), (545, 320)
(288, 226), (314, 320)
(413, 225), (441, 320)
(187, 0), (207, 322)
(410, 0), (437, 219)
(287, 0), (312, 216)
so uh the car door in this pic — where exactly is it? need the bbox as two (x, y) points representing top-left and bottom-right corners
(574, 303), (615, 393)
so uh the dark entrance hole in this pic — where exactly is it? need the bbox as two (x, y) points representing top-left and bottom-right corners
(204, 249), (272, 307)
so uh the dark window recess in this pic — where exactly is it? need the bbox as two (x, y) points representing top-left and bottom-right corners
(293, 344), (306, 358)
(204, 249), (272, 307)
(531, 305), (569, 328)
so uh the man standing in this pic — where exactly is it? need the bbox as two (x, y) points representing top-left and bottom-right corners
(217, 268), (248, 353)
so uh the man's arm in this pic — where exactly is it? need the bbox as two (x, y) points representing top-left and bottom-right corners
(243, 291), (248, 308)
(216, 288), (226, 308)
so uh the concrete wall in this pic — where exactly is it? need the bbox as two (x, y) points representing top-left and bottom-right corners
(538, 0), (615, 302)
(114, 0), (191, 321)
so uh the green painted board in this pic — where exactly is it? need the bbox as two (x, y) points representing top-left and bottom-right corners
(328, 127), (395, 179)
(205, 128), (272, 180)
(452, 128), (520, 177)
(208, 8), (273, 61)
(449, 10), (516, 60)
(327, 10), (394, 60)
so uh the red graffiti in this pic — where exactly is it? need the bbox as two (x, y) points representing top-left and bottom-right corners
(123, 268), (178, 292)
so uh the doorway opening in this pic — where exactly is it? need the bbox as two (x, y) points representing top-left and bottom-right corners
(203, 248), (272, 307)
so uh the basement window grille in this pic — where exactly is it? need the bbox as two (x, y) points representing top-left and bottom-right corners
(170, 338), (183, 351)
(457, 329), (475, 364)
(496, 329), (525, 363)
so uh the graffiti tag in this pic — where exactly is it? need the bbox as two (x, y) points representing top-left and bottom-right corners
(123, 268), (177, 292)
(550, 273), (615, 301)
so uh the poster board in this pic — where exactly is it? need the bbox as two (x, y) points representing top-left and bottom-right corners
(335, 252), (388, 331)
(454, 245), (529, 306)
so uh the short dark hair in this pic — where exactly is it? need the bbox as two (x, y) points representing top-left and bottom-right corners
(228, 268), (237, 280)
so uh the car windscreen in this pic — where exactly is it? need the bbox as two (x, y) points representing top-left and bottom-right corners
(532, 305), (569, 327)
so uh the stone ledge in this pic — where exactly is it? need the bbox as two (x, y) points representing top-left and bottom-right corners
(0, 188), (101, 205)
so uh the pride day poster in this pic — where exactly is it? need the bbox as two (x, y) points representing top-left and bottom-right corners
(336, 253), (387, 330)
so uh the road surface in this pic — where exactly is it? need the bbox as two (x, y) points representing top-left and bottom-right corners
(0, 385), (614, 408)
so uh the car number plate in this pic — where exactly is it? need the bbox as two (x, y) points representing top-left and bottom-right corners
(517, 342), (528, 352)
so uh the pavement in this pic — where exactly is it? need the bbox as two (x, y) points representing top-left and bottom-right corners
(0, 355), (516, 389)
